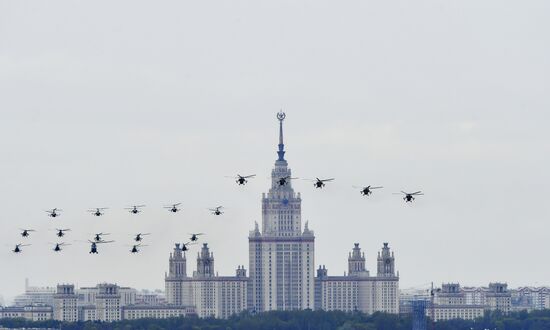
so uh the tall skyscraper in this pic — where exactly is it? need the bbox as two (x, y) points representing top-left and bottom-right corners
(248, 112), (315, 312)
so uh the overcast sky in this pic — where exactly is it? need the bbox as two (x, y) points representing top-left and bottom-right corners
(1, 0), (549, 301)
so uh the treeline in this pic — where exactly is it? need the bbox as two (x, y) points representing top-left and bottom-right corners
(2, 309), (550, 330)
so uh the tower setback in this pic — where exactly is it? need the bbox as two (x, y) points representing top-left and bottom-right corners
(248, 112), (315, 312)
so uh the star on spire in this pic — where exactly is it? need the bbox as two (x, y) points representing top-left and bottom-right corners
(277, 111), (286, 161)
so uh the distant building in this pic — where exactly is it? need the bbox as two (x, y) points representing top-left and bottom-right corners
(485, 283), (512, 313)
(136, 290), (166, 306)
(76, 283), (136, 322)
(77, 284), (136, 308)
(429, 282), (512, 321)
(53, 284), (78, 322)
(0, 305), (53, 321)
(165, 243), (248, 318)
(13, 280), (55, 307)
(430, 304), (484, 322)
(315, 243), (399, 314)
(122, 305), (196, 320)
(511, 287), (550, 311)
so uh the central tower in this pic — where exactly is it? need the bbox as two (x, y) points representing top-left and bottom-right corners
(249, 112), (315, 312)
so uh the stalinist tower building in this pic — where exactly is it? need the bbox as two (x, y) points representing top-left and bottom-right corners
(248, 112), (315, 312)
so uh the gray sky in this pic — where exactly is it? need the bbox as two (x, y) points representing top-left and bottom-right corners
(1, 0), (549, 301)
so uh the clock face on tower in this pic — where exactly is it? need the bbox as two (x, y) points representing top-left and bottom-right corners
(385, 259), (391, 264)
(282, 198), (289, 206)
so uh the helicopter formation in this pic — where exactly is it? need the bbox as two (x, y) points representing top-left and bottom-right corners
(10, 170), (423, 255)
(12, 228), (206, 256)
(225, 173), (423, 201)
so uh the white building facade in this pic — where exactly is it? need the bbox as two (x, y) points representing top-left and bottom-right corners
(53, 284), (78, 322)
(315, 243), (399, 314)
(0, 305), (53, 321)
(164, 243), (248, 318)
(430, 282), (512, 321)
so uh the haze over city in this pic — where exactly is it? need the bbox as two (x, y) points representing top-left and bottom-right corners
(1, 0), (549, 305)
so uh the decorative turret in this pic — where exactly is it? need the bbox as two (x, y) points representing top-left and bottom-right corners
(236, 265), (247, 277)
(317, 265), (328, 279)
(348, 243), (368, 276)
(377, 242), (396, 277)
(167, 243), (187, 278)
(196, 243), (215, 278)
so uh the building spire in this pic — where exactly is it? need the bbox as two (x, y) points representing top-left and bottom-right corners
(277, 111), (286, 161)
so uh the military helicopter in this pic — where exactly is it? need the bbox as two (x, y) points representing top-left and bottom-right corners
(209, 206), (224, 215)
(164, 203), (182, 213)
(311, 178), (335, 189)
(394, 191), (424, 203)
(189, 233), (204, 242)
(45, 208), (62, 218)
(12, 243), (30, 253)
(353, 185), (383, 196)
(55, 228), (71, 238)
(88, 240), (114, 254)
(125, 205), (145, 214)
(20, 229), (35, 238)
(277, 176), (298, 186)
(178, 242), (195, 252)
(88, 207), (108, 216)
(228, 174), (256, 185)
(93, 233), (110, 242)
(51, 242), (70, 252)
(129, 244), (147, 254)
(134, 233), (150, 242)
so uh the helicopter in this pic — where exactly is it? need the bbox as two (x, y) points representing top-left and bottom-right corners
(134, 233), (150, 242)
(20, 229), (35, 238)
(51, 242), (70, 252)
(189, 233), (204, 242)
(93, 233), (110, 242)
(125, 205), (145, 214)
(88, 207), (108, 216)
(312, 178), (334, 189)
(209, 206), (224, 215)
(229, 174), (256, 185)
(395, 191), (424, 203)
(277, 176), (298, 186)
(164, 203), (182, 213)
(45, 208), (62, 218)
(179, 242), (195, 252)
(88, 240), (114, 254)
(12, 243), (30, 253)
(55, 228), (71, 237)
(354, 185), (383, 196)
(129, 244), (147, 254)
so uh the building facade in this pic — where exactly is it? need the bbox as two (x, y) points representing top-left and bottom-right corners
(315, 243), (399, 314)
(53, 284), (78, 322)
(430, 282), (512, 321)
(248, 112), (315, 312)
(165, 243), (248, 318)
(0, 305), (53, 321)
(76, 283), (136, 322)
(511, 287), (550, 311)
(13, 280), (55, 307)
(122, 305), (195, 320)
